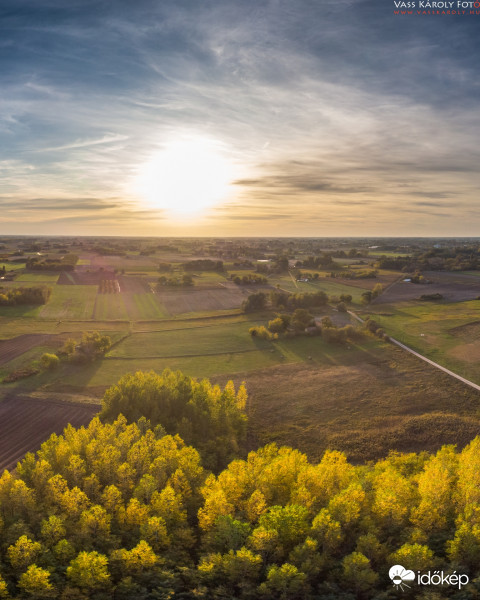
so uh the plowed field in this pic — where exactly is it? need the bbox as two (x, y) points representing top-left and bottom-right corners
(0, 334), (54, 365)
(0, 397), (98, 472)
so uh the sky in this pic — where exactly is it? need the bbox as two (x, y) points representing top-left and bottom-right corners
(1, 0), (479, 237)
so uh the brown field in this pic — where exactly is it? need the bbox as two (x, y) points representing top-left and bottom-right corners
(156, 287), (247, 315)
(216, 344), (480, 463)
(0, 397), (98, 472)
(372, 273), (480, 304)
(0, 334), (55, 365)
(332, 271), (400, 290)
(118, 275), (150, 293)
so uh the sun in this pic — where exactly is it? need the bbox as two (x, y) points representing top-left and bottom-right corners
(135, 136), (236, 216)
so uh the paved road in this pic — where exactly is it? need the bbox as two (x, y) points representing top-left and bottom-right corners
(348, 310), (480, 393)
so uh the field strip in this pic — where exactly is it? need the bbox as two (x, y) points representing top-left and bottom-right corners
(132, 321), (257, 334)
(105, 348), (264, 360)
(348, 310), (480, 393)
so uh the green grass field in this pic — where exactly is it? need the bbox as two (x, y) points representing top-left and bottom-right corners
(40, 286), (97, 320)
(108, 319), (269, 358)
(268, 275), (368, 302)
(0, 262), (25, 271)
(15, 273), (60, 283)
(367, 299), (480, 384)
(131, 293), (168, 319)
(189, 271), (228, 286)
(94, 294), (129, 320)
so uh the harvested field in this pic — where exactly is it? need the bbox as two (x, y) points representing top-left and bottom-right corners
(0, 334), (54, 365)
(156, 287), (246, 315)
(118, 275), (150, 293)
(0, 397), (98, 472)
(373, 273), (480, 304)
(216, 345), (480, 463)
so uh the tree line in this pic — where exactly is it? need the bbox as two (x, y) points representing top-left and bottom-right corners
(0, 286), (51, 306)
(26, 254), (78, 272)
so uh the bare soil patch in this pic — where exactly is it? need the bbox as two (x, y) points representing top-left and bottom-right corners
(449, 343), (480, 364)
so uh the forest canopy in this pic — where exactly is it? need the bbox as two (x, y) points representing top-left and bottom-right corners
(100, 370), (247, 472)
(1, 371), (480, 599)
(0, 413), (480, 598)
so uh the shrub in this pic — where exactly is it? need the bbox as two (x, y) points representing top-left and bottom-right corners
(268, 317), (286, 334)
(3, 367), (39, 383)
(361, 291), (372, 305)
(364, 318), (379, 334)
(249, 326), (277, 341)
(41, 353), (60, 370)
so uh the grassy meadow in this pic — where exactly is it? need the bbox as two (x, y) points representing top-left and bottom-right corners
(366, 298), (480, 384)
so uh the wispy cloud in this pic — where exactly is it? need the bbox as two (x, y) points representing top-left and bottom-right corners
(0, 0), (479, 235)
(35, 134), (129, 153)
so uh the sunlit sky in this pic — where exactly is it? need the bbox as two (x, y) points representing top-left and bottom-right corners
(1, 0), (480, 236)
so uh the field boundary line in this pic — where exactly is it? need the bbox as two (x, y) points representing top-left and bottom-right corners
(348, 310), (480, 393)
(106, 348), (266, 360)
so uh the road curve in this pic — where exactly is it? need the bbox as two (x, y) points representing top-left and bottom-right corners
(347, 310), (480, 393)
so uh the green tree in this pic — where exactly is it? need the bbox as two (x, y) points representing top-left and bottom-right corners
(258, 563), (308, 600)
(7, 536), (42, 571)
(66, 551), (110, 591)
(342, 552), (378, 596)
(40, 353), (59, 370)
(18, 565), (55, 598)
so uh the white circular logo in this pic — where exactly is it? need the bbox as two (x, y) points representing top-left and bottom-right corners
(389, 565), (415, 591)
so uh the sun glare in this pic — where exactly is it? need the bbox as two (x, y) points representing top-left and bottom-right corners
(136, 137), (236, 216)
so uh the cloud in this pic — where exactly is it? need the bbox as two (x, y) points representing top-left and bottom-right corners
(36, 134), (129, 152)
(0, 0), (479, 235)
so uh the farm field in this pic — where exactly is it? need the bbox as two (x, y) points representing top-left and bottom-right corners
(188, 271), (228, 286)
(40, 285), (98, 320)
(0, 333), (56, 365)
(373, 272), (480, 304)
(2, 237), (480, 473)
(108, 320), (272, 358)
(15, 273), (60, 283)
(156, 287), (247, 315)
(0, 262), (25, 271)
(217, 343), (480, 463)
(94, 293), (128, 320)
(367, 298), (480, 385)
(269, 274), (369, 301)
(0, 397), (98, 472)
(128, 292), (168, 319)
